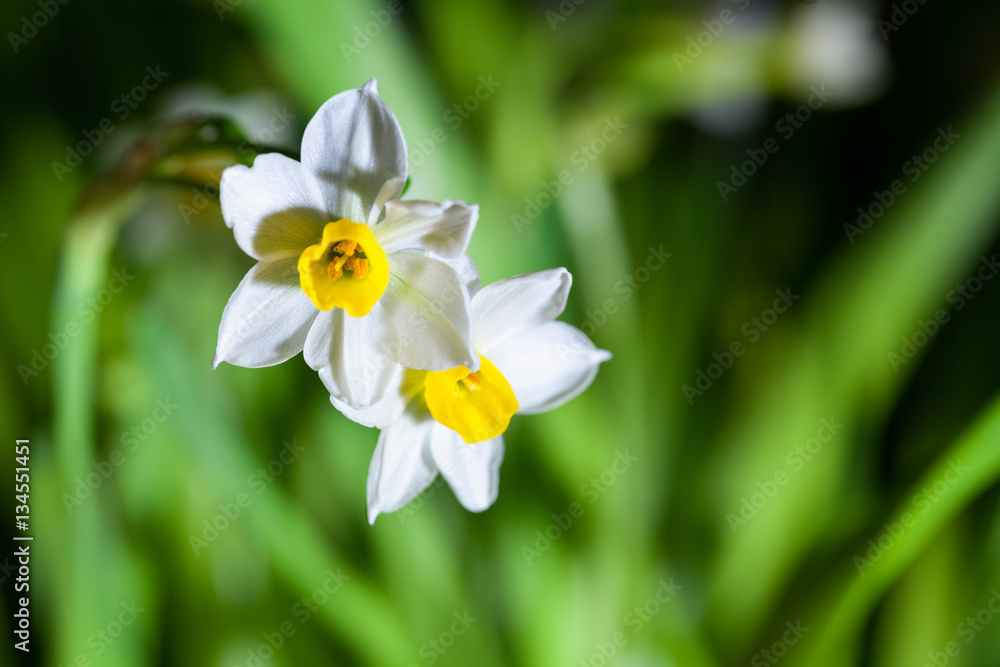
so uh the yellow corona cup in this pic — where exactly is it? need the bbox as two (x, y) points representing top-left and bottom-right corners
(423, 357), (519, 443)
(297, 219), (390, 317)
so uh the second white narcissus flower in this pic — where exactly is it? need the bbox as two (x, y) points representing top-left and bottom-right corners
(213, 79), (480, 408)
(333, 266), (611, 524)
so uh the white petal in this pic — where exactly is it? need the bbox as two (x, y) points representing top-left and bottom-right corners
(442, 254), (482, 298)
(326, 363), (412, 429)
(472, 268), (572, 351)
(367, 176), (407, 227)
(301, 79), (408, 226)
(214, 258), (318, 368)
(379, 252), (477, 371)
(367, 411), (438, 524)
(486, 322), (611, 414)
(373, 200), (478, 258)
(305, 309), (396, 408)
(430, 425), (504, 513)
(220, 153), (328, 262)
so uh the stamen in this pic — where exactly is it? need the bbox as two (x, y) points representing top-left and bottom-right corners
(335, 240), (358, 255)
(345, 257), (369, 278)
(327, 252), (350, 280)
(297, 219), (389, 316)
(459, 373), (482, 392)
(327, 240), (370, 280)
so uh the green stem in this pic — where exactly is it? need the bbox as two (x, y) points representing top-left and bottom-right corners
(51, 189), (142, 665)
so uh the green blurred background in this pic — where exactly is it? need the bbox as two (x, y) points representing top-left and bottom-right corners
(3, 0), (1000, 665)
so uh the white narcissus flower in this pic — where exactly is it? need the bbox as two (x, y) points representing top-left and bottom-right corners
(213, 79), (480, 408)
(333, 266), (612, 524)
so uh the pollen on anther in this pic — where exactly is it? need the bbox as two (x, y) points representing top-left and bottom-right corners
(335, 240), (358, 256)
(346, 257), (369, 278)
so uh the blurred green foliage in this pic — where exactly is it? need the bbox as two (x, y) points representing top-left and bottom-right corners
(2, 1), (1000, 666)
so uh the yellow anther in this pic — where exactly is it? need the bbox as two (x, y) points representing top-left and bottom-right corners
(345, 256), (369, 278)
(326, 252), (347, 279)
(335, 240), (358, 256)
(325, 240), (368, 281)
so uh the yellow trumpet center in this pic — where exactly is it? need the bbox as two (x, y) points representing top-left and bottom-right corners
(298, 219), (389, 317)
(423, 356), (519, 444)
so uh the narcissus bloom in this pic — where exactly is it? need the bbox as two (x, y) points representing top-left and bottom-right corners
(333, 267), (611, 523)
(214, 79), (479, 407)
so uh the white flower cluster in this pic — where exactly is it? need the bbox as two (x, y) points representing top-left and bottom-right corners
(214, 80), (610, 523)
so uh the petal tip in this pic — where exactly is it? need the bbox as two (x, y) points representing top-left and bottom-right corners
(458, 496), (496, 514)
(361, 78), (378, 96)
